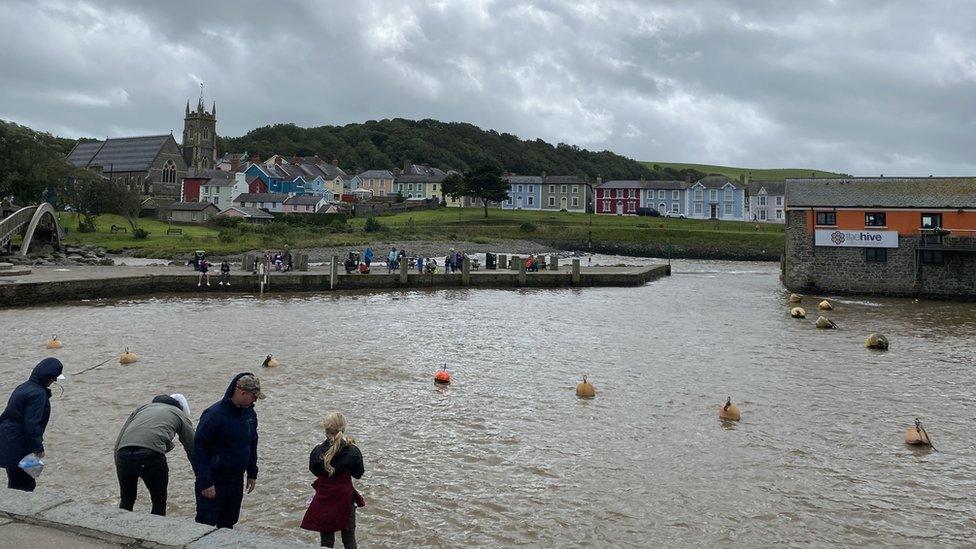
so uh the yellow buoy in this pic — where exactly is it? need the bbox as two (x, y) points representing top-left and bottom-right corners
(575, 375), (595, 398)
(45, 336), (62, 349)
(865, 333), (889, 350)
(790, 307), (806, 318)
(719, 396), (741, 421)
(119, 348), (138, 365)
(815, 316), (836, 329)
(818, 299), (832, 310)
(788, 293), (802, 303)
(262, 354), (279, 368)
(905, 418), (932, 446)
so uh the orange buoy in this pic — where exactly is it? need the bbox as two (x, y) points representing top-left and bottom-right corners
(905, 418), (932, 446)
(434, 365), (451, 385)
(575, 375), (595, 398)
(45, 336), (62, 349)
(719, 396), (741, 421)
(119, 348), (138, 365)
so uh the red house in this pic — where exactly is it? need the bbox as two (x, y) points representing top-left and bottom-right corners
(596, 180), (645, 215)
(247, 176), (268, 194)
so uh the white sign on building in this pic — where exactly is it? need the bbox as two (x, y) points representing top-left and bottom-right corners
(815, 229), (898, 248)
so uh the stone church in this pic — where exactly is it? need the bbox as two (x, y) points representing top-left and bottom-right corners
(65, 97), (218, 198)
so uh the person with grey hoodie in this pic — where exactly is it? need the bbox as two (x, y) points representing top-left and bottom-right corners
(114, 394), (194, 516)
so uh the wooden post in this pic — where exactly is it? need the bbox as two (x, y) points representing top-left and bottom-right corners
(572, 258), (581, 286)
(498, 254), (507, 270)
(462, 256), (470, 286)
(399, 258), (409, 285)
(549, 255), (559, 270)
(518, 257), (526, 286)
(330, 255), (338, 289)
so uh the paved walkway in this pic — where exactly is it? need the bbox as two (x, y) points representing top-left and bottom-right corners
(0, 519), (118, 548)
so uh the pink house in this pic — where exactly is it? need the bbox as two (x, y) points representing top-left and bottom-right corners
(283, 194), (327, 213)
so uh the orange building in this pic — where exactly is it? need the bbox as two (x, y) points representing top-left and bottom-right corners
(783, 177), (976, 297)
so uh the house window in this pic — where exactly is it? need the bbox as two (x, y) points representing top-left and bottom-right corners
(694, 189), (703, 200)
(865, 248), (887, 262)
(776, 196), (783, 206)
(816, 211), (837, 226)
(572, 185), (579, 194)
(671, 203), (679, 213)
(549, 185), (555, 193)
(672, 190), (680, 200)
(694, 202), (703, 214)
(616, 189), (623, 198)
(920, 250), (943, 264)
(528, 185), (533, 192)
(629, 189), (636, 198)
(407, 184), (413, 191)
(191, 212), (197, 221)
(572, 197), (579, 207)
(865, 212), (886, 227)
(655, 190), (663, 199)
(709, 189), (718, 201)
(758, 195), (767, 206)
(528, 196), (534, 206)
(724, 202), (733, 215)
(517, 185), (523, 192)
(759, 210), (768, 221)
(921, 213), (942, 229)
(724, 188), (732, 201)
(213, 196), (219, 205)
(561, 185), (568, 193)
(161, 160), (177, 184)
(775, 209), (783, 220)
(548, 196), (555, 206)
(602, 200), (609, 211)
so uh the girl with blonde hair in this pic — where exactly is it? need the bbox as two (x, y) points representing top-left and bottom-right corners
(301, 412), (365, 548)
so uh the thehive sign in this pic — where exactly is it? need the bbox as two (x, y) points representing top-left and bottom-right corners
(815, 229), (898, 248)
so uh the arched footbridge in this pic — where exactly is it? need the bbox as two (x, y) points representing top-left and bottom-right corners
(0, 203), (63, 255)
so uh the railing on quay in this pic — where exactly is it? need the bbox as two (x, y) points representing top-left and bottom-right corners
(916, 228), (976, 251)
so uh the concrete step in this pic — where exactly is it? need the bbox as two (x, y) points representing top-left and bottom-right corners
(0, 262), (12, 270)
(0, 267), (30, 277)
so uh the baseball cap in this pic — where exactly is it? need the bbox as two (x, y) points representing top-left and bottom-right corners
(237, 375), (266, 399)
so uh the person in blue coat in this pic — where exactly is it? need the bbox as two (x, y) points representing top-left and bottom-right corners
(192, 372), (264, 529)
(363, 247), (373, 269)
(0, 357), (63, 491)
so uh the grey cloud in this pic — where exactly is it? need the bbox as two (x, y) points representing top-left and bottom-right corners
(1, 0), (974, 175)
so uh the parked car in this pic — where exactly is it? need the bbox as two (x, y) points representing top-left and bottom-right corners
(663, 211), (686, 219)
(636, 207), (661, 217)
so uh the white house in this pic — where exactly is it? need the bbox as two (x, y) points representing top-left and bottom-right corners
(747, 181), (786, 223)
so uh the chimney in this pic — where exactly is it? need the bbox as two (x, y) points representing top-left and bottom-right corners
(230, 156), (241, 173)
(274, 156), (282, 166)
(314, 155), (322, 165)
(332, 159), (339, 167)
(292, 154), (302, 165)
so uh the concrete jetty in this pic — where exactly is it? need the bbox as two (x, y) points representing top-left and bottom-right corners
(0, 261), (670, 308)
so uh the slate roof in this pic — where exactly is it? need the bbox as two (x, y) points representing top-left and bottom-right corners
(284, 195), (324, 205)
(397, 164), (447, 183)
(357, 170), (394, 179)
(785, 177), (976, 209)
(504, 175), (543, 184)
(219, 206), (274, 219)
(693, 175), (736, 189)
(641, 180), (687, 190)
(66, 135), (174, 172)
(544, 175), (585, 184)
(598, 180), (664, 189)
(167, 201), (219, 211)
(186, 168), (234, 182)
(747, 180), (786, 196)
(233, 193), (290, 203)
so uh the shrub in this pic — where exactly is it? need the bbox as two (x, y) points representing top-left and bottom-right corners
(132, 228), (150, 239)
(364, 217), (383, 232)
(218, 228), (240, 243)
(212, 216), (243, 228)
(519, 222), (537, 233)
(77, 218), (96, 233)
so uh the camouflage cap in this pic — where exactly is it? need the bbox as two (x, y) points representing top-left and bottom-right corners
(236, 374), (266, 399)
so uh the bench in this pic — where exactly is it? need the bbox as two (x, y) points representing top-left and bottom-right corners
(166, 228), (183, 236)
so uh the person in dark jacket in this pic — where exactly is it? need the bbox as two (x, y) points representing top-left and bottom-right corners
(192, 373), (264, 529)
(0, 357), (63, 492)
(301, 411), (365, 548)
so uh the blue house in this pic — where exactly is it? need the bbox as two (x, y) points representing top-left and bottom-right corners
(502, 175), (542, 210)
(640, 181), (686, 216)
(244, 162), (306, 195)
(685, 175), (745, 220)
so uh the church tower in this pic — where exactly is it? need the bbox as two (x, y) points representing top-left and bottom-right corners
(181, 92), (217, 170)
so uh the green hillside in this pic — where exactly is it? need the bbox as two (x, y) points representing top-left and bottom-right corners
(642, 161), (846, 181)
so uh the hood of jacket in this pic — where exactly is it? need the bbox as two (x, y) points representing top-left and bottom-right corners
(223, 372), (254, 400)
(29, 358), (63, 385)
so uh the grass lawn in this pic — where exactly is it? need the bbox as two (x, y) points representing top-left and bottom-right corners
(55, 208), (784, 258)
(643, 161), (845, 181)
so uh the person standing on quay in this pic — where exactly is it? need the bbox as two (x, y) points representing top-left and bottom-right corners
(114, 394), (194, 516)
(301, 412), (365, 548)
(192, 373), (264, 529)
(0, 357), (63, 492)
(363, 247), (373, 269)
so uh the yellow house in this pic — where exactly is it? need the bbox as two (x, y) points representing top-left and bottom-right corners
(357, 170), (395, 197)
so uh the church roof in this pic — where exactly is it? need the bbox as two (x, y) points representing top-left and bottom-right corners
(66, 135), (174, 172)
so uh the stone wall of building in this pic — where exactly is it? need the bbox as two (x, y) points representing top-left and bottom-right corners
(783, 210), (976, 297)
(148, 140), (188, 198)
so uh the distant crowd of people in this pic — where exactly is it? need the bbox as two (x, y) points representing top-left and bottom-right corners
(0, 359), (364, 547)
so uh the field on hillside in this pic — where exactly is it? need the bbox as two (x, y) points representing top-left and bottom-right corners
(643, 162), (845, 181)
(53, 208), (784, 259)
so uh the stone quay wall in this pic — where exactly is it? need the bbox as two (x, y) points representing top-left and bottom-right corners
(0, 264), (670, 308)
(782, 210), (976, 298)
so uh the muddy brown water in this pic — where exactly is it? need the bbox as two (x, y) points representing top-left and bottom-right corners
(2, 259), (974, 547)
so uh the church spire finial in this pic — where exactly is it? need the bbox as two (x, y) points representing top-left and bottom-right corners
(198, 82), (204, 110)
(185, 99), (190, 115)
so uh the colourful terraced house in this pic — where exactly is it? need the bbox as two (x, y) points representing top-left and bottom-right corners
(502, 176), (542, 209)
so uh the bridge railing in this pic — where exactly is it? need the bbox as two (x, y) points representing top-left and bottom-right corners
(0, 206), (38, 248)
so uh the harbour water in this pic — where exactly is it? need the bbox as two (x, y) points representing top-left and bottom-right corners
(1, 259), (974, 547)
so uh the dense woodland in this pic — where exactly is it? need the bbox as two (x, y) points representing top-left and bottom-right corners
(221, 118), (705, 182)
(0, 119), (79, 204)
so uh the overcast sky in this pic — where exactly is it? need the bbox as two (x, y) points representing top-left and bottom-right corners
(2, 0), (974, 175)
